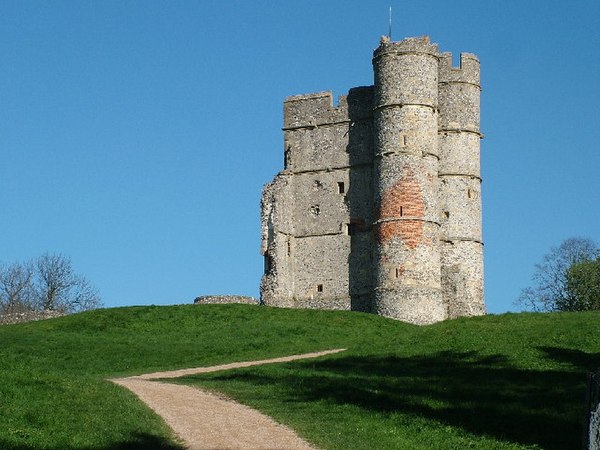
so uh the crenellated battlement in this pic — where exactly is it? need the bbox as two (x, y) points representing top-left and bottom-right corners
(283, 87), (374, 130)
(373, 35), (439, 60)
(438, 52), (480, 86)
(373, 36), (440, 109)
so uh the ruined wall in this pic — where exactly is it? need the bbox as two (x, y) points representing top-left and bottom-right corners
(0, 310), (66, 325)
(261, 36), (485, 324)
(261, 89), (375, 311)
(193, 295), (258, 305)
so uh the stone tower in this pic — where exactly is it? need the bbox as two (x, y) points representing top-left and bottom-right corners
(372, 37), (445, 323)
(260, 36), (485, 324)
(437, 51), (485, 319)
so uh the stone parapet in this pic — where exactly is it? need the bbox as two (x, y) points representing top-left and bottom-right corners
(438, 52), (480, 86)
(373, 37), (439, 109)
(373, 36), (439, 59)
(283, 87), (373, 130)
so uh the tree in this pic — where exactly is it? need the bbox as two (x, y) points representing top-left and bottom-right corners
(518, 238), (600, 312)
(34, 253), (102, 313)
(565, 258), (600, 311)
(0, 253), (102, 315)
(0, 262), (35, 314)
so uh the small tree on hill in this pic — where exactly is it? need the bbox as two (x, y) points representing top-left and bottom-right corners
(564, 258), (600, 311)
(34, 253), (102, 313)
(0, 253), (102, 315)
(517, 237), (600, 312)
(0, 262), (35, 314)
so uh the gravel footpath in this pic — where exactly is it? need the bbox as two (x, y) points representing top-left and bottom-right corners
(111, 349), (346, 450)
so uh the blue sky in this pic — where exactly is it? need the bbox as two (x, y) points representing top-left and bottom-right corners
(0, 1), (598, 314)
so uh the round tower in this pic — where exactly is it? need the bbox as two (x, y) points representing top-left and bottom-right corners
(371, 36), (445, 324)
(438, 52), (485, 318)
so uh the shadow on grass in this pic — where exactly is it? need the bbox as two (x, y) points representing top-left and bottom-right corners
(0, 432), (185, 450)
(539, 346), (600, 372)
(199, 348), (600, 450)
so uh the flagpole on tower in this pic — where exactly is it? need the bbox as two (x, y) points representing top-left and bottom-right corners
(388, 6), (392, 40)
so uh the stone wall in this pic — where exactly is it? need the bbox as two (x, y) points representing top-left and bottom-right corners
(193, 296), (259, 305)
(0, 310), (66, 325)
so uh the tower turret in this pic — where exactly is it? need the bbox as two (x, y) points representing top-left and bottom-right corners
(438, 52), (485, 317)
(371, 36), (446, 324)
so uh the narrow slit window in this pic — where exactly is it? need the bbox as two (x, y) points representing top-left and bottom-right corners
(395, 267), (401, 278)
(287, 240), (291, 256)
(317, 284), (323, 293)
(337, 182), (345, 194)
(347, 222), (361, 236)
(346, 218), (365, 236)
(400, 206), (404, 217)
(467, 189), (472, 199)
(403, 135), (408, 146)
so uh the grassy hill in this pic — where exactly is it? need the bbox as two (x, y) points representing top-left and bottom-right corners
(1, 304), (599, 449)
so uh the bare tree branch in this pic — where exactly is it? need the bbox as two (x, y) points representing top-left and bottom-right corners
(34, 253), (102, 313)
(0, 262), (35, 314)
(0, 253), (102, 318)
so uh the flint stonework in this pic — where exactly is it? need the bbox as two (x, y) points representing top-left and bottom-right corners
(261, 36), (485, 324)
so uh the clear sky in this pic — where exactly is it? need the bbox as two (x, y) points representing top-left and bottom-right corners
(1, 1), (598, 314)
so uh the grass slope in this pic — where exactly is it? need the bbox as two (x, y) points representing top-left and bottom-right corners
(1, 304), (599, 449)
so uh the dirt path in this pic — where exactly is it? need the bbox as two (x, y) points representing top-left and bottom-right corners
(111, 349), (346, 450)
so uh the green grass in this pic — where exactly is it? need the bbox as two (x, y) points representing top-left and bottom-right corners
(1, 305), (599, 449)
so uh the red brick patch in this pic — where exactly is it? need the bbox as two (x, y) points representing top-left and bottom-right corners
(376, 166), (424, 249)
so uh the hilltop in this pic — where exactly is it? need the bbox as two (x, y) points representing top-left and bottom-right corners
(1, 304), (598, 449)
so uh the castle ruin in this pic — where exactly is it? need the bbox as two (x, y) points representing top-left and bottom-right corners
(260, 36), (485, 324)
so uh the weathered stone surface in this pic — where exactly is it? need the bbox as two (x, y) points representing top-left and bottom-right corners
(0, 310), (66, 325)
(193, 296), (258, 305)
(261, 36), (485, 324)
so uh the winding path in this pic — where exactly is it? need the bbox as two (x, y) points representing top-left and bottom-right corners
(111, 349), (346, 450)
